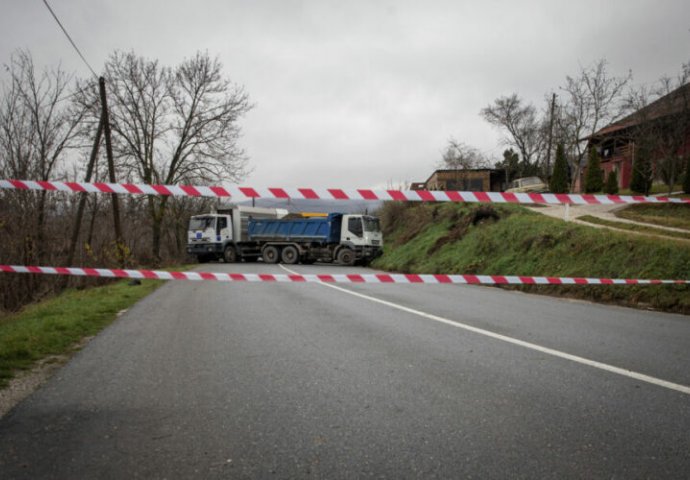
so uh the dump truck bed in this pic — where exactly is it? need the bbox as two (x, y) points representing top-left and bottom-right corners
(248, 214), (342, 244)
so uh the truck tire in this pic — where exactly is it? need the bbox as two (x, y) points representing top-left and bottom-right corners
(281, 245), (299, 264)
(262, 245), (280, 264)
(223, 245), (237, 263)
(337, 248), (355, 266)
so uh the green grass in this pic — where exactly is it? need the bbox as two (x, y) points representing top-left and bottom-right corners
(614, 204), (690, 231)
(373, 202), (690, 314)
(618, 183), (683, 196)
(0, 275), (174, 388)
(577, 215), (690, 240)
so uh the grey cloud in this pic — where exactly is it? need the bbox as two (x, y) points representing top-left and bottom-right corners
(2, 0), (689, 189)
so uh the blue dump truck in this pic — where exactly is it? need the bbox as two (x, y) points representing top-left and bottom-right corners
(187, 206), (383, 265)
(248, 212), (383, 266)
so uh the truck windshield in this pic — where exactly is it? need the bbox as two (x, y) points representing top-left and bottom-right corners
(189, 216), (215, 231)
(362, 217), (380, 232)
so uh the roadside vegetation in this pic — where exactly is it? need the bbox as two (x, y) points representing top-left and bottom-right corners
(372, 202), (690, 314)
(0, 50), (249, 315)
(0, 277), (173, 388)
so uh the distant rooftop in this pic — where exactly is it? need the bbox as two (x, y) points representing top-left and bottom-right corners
(589, 82), (690, 140)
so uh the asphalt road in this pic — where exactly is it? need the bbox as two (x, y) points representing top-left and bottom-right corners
(1, 262), (689, 479)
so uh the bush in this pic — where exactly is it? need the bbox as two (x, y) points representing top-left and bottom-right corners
(604, 170), (619, 195)
(630, 142), (653, 195)
(584, 147), (604, 193)
(549, 144), (569, 193)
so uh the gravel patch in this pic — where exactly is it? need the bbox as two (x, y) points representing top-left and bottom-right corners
(0, 336), (94, 418)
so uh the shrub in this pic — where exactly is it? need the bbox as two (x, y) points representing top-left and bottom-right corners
(584, 147), (604, 193)
(549, 143), (569, 193)
(630, 141), (653, 194)
(604, 170), (619, 195)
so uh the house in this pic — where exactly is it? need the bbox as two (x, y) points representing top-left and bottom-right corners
(585, 82), (690, 190)
(418, 169), (506, 192)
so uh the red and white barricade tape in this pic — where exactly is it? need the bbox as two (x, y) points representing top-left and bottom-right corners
(1, 265), (688, 285)
(1, 179), (689, 205)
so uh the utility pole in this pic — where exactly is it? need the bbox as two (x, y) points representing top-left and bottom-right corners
(65, 111), (104, 270)
(545, 93), (557, 179)
(99, 77), (125, 267)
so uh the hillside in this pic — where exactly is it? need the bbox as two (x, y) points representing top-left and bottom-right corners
(372, 202), (690, 314)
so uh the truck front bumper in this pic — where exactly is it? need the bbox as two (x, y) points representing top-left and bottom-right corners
(187, 243), (223, 255)
(359, 246), (383, 259)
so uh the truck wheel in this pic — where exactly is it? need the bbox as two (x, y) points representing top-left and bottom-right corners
(223, 246), (237, 263)
(262, 246), (280, 264)
(281, 246), (299, 264)
(337, 248), (355, 266)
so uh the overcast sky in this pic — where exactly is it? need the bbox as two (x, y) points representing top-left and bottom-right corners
(2, 0), (689, 189)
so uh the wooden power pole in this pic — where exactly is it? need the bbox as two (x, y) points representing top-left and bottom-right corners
(65, 110), (104, 269)
(98, 77), (126, 267)
(545, 93), (557, 178)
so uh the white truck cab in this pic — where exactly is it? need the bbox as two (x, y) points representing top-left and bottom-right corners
(187, 206), (288, 262)
(341, 215), (383, 249)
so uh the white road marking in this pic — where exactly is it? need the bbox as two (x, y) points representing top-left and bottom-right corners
(280, 265), (690, 396)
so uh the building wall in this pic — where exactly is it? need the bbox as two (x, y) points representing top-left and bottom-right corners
(598, 135), (689, 190)
(588, 123), (690, 191)
(426, 171), (493, 191)
(600, 157), (632, 189)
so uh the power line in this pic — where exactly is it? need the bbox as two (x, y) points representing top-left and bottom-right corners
(41, 0), (98, 78)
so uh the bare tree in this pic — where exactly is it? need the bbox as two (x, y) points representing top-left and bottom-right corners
(0, 51), (87, 310)
(0, 50), (86, 262)
(440, 138), (489, 171)
(435, 139), (491, 191)
(621, 62), (690, 194)
(654, 62), (690, 193)
(481, 94), (543, 170)
(558, 59), (631, 189)
(78, 51), (253, 261)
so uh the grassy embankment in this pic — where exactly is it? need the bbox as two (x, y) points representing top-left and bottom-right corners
(619, 183), (684, 196)
(372, 202), (690, 314)
(0, 274), (177, 388)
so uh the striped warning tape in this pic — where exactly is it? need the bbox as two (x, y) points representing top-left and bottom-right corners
(1, 265), (687, 285)
(1, 179), (688, 205)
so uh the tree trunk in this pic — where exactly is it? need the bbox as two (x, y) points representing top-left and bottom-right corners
(149, 196), (169, 264)
(35, 190), (47, 264)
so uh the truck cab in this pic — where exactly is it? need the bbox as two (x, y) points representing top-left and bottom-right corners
(187, 214), (232, 262)
(187, 205), (289, 263)
(340, 214), (383, 259)
(340, 215), (383, 248)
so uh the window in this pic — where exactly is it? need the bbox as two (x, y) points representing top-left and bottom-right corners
(348, 217), (363, 237)
(362, 217), (380, 232)
(189, 216), (215, 231)
(217, 217), (228, 234)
